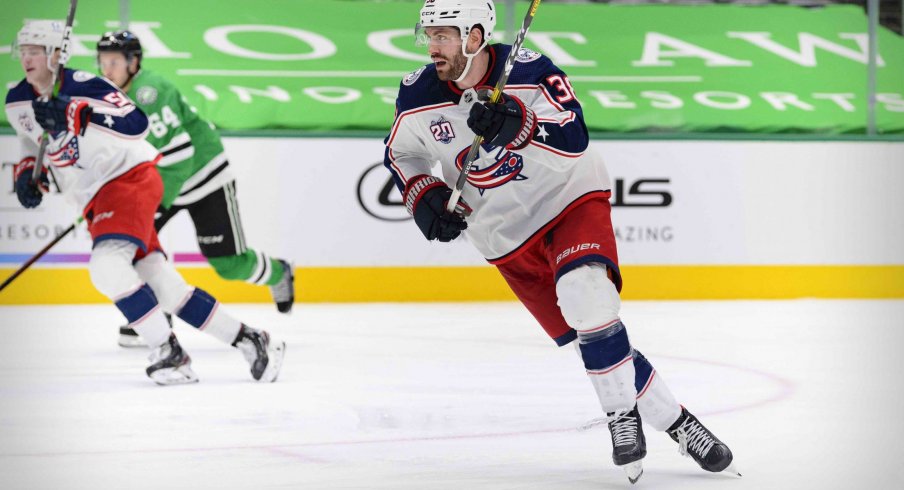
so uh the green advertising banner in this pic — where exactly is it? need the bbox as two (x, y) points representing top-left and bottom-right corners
(2, 1), (903, 134)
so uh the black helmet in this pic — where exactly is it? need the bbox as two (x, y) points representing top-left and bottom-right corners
(97, 30), (143, 64)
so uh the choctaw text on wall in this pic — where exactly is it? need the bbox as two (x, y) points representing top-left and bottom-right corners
(2, 2), (903, 133)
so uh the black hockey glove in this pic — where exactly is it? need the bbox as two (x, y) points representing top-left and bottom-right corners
(466, 88), (537, 150)
(13, 158), (49, 209)
(404, 175), (472, 242)
(32, 96), (92, 135)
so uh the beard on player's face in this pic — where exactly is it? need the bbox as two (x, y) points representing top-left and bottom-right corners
(435, 50), (467, 81)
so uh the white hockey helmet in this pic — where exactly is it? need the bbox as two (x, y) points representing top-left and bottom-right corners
(415, 0), (497, 83)
(415, 0), (497, 47)
(15, 20), (65, 53)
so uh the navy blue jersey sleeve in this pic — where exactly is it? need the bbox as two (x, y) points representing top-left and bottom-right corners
(383, 67), (445, 193)
(5, 79), (36, 105)
(384, 92), (408, 193)
(533, 65), (588, 154)
(60, 69), (148, 137)
(506, 52), (589, 155)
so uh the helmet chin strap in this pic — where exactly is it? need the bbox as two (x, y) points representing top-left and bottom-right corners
(40, 47), (60, 94)
(123, 63), (140, 89)
(44, 46), (59, 75)
(453, 39), (488, 84)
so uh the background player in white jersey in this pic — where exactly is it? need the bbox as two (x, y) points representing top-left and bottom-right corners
(384, 0), (737, 482)
(95, 30), (295, 348)
(7, 20), (285, 385)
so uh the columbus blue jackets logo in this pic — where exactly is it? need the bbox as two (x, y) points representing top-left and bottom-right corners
(403, 66), (427, 86)
(430, 116), (455, 144)
(72, 70), (96, 82)
(516, 48), (542, 63)
(455, 145), (528, 195)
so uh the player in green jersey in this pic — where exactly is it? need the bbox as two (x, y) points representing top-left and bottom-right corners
(96, 31), (295, 347)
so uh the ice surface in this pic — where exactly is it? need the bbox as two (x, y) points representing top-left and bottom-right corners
(1, 300), (902, 489)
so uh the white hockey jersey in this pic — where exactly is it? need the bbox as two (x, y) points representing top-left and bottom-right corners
(5, 69), (159, 210)
(384, 44), (612, 263)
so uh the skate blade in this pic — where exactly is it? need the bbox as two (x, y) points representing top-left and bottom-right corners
(149, 365), (199, 386)
(118, 335), (148, 348)
(622, 460), (643, 484)
(257, 341), (286, 383)
(722, 462), (742, 477)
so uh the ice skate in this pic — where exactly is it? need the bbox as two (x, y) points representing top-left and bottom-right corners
(118, 325), (145, 348)
(270, 259), (295, 314)
(232, 325), (286, 382)
(667, 407), (740, 476)
(146, 333), (198, 385)
(119, 313), (172, 348)
(608, 405), (646, 484)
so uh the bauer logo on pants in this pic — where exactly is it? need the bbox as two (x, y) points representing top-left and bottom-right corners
(556, 243), (601, 264)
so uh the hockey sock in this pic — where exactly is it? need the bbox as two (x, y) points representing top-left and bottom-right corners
(174, 287), (242, 345)
(633, 349), (682, 431)
(114, 284), (171, 348)
(207, 250), (284, 286)
(578, 320), (637, 412)
(262, 257), (285, 286)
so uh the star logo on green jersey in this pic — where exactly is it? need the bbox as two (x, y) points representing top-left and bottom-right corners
(136, 86), (158, 105)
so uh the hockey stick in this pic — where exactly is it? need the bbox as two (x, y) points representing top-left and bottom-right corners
(32, 0), (80, 185)
(0, 217), (83, 293)
(446, 0), (542, 214)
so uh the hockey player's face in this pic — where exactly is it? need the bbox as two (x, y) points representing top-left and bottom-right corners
(425, 27), (467, 81)
(98, 52), (131, 88)
(19, 45), (53, 86)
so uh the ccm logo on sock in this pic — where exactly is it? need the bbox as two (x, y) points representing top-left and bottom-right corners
(556, 243), (601, 264)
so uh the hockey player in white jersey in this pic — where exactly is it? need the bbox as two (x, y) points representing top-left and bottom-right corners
(7, 20), (285, 385)
(384, 0), (737, 482)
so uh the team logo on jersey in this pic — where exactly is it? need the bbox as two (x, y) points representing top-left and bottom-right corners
(403, 66), (427, 86)
(454, 144), (528, 194)
(18, 112), (34, 132)
(72, 70), (95, 82)
(515, 48), (542, 63)
(48, 136), (80, 167)
(430, 116), (455, 144)
(136, 86), (158, 105)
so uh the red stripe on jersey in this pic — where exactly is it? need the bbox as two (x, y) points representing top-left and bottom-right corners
(504, 84), (568, 112)
(529, 139), (584, 158)
(537, 112), (577, 126)
(387, 148), (408, 183)
(503, 84), (567, 112)
(536, 84), (568, 112)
